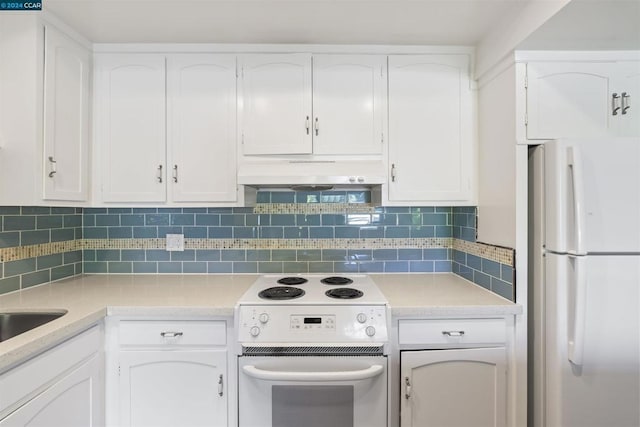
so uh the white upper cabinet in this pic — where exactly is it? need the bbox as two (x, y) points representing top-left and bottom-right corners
(239, 54), (312, 155)
(239, 53), (385, 157)
(167, 54), (238, 202)
(526, 60), (640, 139)
(387, 54), (474, 205)
(95, 54), (167, 203)
(43, 25), (90, 202)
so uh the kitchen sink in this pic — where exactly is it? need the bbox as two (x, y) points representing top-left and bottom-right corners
(0, 311), (67, 342)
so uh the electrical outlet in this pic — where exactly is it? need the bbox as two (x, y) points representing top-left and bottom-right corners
(166, 234), (184, 252)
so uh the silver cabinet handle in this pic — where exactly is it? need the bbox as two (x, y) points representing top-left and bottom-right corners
(612, 93), (621, 116)
(391, 163), (397, 182)
(218, 374), (224, 396)
(314, 117), (319, 136)
(622, 92), (631, 115)
(442, 330), (465, 337)
(48, 156), (57, 178)
(404, 376), (411, 399)
(305, 116), (310, 135)
(172, 165), (178, 183)
(160, 331), (183, 338)
(157, 165), (163, 183)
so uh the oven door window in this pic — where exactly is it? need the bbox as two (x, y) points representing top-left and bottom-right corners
(272, 385), (354, 427)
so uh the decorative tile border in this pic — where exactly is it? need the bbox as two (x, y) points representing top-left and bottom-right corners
(452, 239), (514, 266)
(254, 203), (376, 214)
(0, 240), (81, 262)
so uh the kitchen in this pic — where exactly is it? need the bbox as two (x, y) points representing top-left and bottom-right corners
(0, 1), (638, 426)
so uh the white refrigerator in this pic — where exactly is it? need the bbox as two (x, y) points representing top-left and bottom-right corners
(529, 138), (640, 427)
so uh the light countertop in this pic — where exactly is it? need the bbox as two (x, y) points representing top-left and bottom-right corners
(0, 273), (520, 372)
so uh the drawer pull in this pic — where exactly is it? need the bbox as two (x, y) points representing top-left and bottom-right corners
(160, 331), (184, 338)
(442, 330), (465, 337)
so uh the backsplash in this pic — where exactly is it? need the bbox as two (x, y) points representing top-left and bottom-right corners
(0, 192), (514, 301)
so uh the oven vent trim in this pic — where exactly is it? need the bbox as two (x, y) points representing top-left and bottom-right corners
(241, 345), (385, 356)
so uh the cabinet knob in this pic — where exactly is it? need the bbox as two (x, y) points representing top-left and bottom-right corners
(612, 93), (621, 116)
(157, 165), (163, 183)
(172, 165), (178, 183)
(160, 331), (183, 338)
(250, 326), (261, 337)
(442, 330), (465, 337)
(48, 156), (57, 178)
(404, 377), (412, 399)
(621, 92), (631, 115)
(314, 117), (319, 136)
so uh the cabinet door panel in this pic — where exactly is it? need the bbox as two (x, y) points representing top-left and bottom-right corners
(43, 26), (90, 202)
(167, 54), (237, 202)
(400, 348), (506, 427)
(119, 350), (226, 427)
(96, 54), (166, 202)
(313, 55), (385, 155)
(388, 55), (473, 203)
(240, 54), (312, 155)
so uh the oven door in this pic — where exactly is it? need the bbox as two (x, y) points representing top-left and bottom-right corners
(238, 355), (387, 427)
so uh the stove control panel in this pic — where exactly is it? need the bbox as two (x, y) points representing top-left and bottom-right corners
(290, 315), (336, 331)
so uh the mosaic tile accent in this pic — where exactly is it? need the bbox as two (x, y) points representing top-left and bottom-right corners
(254, 203), (376, 214)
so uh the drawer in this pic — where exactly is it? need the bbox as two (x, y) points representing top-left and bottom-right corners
(398, 318), (506, 346)
(119, 320), (226, 347)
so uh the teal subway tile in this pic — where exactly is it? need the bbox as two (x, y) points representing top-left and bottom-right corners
(221, 250), (246, 262)
(247, 250), (271, 262)
(335, 227), (358, 238)
(208, 227), (232, 238)
(271, 192), (295, 203)
(410, 261), (434, 272)
(272, 250), (297, 262)
(146, 214), (170, 226)
(384, 261), (409, 272)
(410, 207), (435, 213)
(347, 214), (371, 225)
(296, 214), (320, 226)
(258, 262), (283, 274)
(96, 215), (120, 226)
(308, 261), (334, 273)
(170, 214), (195, 226)
(322, 249), (347, 262)
(37, 254), (63, 270)
(321, 214), (345, 226)
(51, 264), (76, 280)
(0, 207), (20, 215)
(385, 226), (410, 238)
(122, 250), (146, 261)
(454, 263), (474, 282)
(423, 249), (449, 260)
(183, 262), (207, 273)
(435, 207), (453, 213)
(371, 214), (397, 225)
(453, 206), (476, 214)
(121, 215), (145, 226)
(0, 277), (20, 294)
(107, 208), (132, 214)
(4, 258), (36, 276)
(234, 262), (257, 273)
(108, 227), (132, 239)
(22, 207), (51, 215)
(453, 213), (469, 227)
(399, 249), (422, 260)
(84, 262), (108, 273)
(36, 216), (62, 229)
(22, 270), (51, 288)
(221, 215), (244, 226)
(467, 254), (482, 270)
(4, 216), (35, 231)
(297, 250), (321, 261)
(234, 227), (257, 238)
(256, 192), (270, 203)
(108, 262), (132, 274)
(232, 207), (254, 214)
(84, 208), (106, 214)
(0, 232), (20, 248)
(133, 227), (158, 238)
(347, 191), (370, 203)
(75, 228), (83, 239)
(282, 262), (308, 273)
(397, 214), (421, 226)
(435, 226), (452, 238)
(492, 278), (514, 301)
(208, 262), (233, 273)
(271, 214), (295, 226)
(83, 250), (96, 261)
(410, 226), (435, 238)
(196, 214), (220, 226)
(133, 262), (157, 273)
(133, 208), (158, 214)
(83, 215), (95, 226)
(196, 250), (221, 262)
(147, 250), (170, 261)
(383, 207), (410, 213)
(501, 265), (514, 283)
(64, 251), (82, 264)
(434, 261), (452, 272)
(158, 208), (183, 214)
(373, 249), (397, 260)
(334, 262), (359, 273)
(158, 227), (183, 236)
(474, 271), (491, 290)
(360, 227), (383, 238)
(84, 227), (108, 239)
(284, 227), (308, 239)
(207, 208), (233, 213)
(309, 227), (333, 239)
(183, 208), (207, 214)
(51, 228), (75, 242)
(260, 227), (283, 239)
(63, 215), (82, 228)
(348, 249), (372, 261)
(171, 250), (195, 262)
(296, 191), (322, 203)
(482, 259), (501, 278)
(75, 262), (83, 275)
(158, 262), (182, 273)
(97, 250), (120, 261)
(184, 227), (208, 238)
(453, 250), (466, 264)
(358, 262), (384, 273)
(246, 214), (270, 226)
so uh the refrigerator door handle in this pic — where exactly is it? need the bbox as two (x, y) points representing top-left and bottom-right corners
(567, 147), (587, 256)
(568, 255), (587, 366)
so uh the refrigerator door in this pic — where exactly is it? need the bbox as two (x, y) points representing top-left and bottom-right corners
(544, 138), (640, 254)
(544, 253), (639, 427)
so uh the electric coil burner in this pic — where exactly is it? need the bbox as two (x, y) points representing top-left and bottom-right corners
(258, 286), (305, 300)
(325, 287), (364, 299)
(277, 277), (308, 286)
(320, 276), (354, 285)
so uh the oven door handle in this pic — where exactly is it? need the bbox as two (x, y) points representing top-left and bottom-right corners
(242, 364), (384, 382)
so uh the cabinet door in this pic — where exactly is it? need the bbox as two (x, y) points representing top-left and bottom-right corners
(526, 62), (614, 139)
(388, 55), (473, 203)
(0, 355), (103, 427)
(42, 26), (90, 202)
(167, 54), (237, 202)
(400, 348), (507, 427)
(614, 61), (640, 137)
(239, 53), (312, 155)
(119, 350), (227, 427)
(95, 54), (166, 202)
(312, 55), (385, 155)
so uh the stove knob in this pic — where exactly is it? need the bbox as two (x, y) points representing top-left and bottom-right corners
(365, 326), (376, 337)
(250, 326), (261, 337)
(356, 313), (367, 323)
(259, 313), (270, 324)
